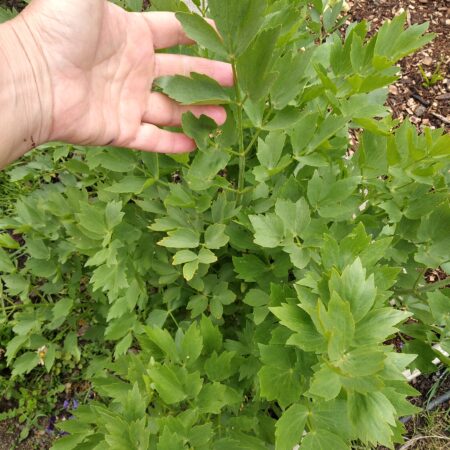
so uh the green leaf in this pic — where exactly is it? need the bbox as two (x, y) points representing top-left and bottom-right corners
(145, 326), (179, 361)
(105, 201), (124, 230)
(6, 335), (29, 365)
(289, 111), (319, 155)
(308, 365), (341, 401)
(259, 344), (304, 408)
(150, 0), (189, 13)
(176, 12), (227, 57)
(348, 391), (396, 447)
(301, 429), (348, 450)
(200, 315), (222, 353)
(182, 112), (217, 150)
(49, 297), (74, 330)
(244, 289), (269, 307)
(50, 434), (87, 450)
(198, 382), (238, 414)
(188, 423), (214, 448)
(204, 224), (229, 249)
(26, 239), (50, 260)
(271, 48), (314, 109)
(264, 106), (304, 131)
(158, 427), (185, 450)
(275, 403), (309, 450)
(275, 197), (311, 237)
(355, 308), (411, 345)
(165, 183), (195, 208)
(321, 294), (355, 360)
(114, 332), (133, 359)
(322, 0), (344, 32)
(374, 14), (433, 64)
(307, 115), (349, 153)
(285, 245), (311, 270)
(204, 351), (236, 381)
(233, 255), (268, 282)
(272, 303), (326, 352)
(180, 322), (203, 365)
(249, 213), (284, 248)
(335, 347), (385, 377)
(158, 228), (200, 249)
(76, 204), (107, 237)
(309, 400), (353, 440)
(208, 0), (267, 56)
(0, 248), (15, 273)
(147, 365), (186, 404)
(91, 264), (129, 296)
(0, 233), (19, 249)
(198, 248), (217, 264)
(12, 352), (40, 377)
(156, 73), (231, 105)
(105, 176), (148, 194)
(187, 294), (208, 317)
(173, 249), (197, 265)
(64, 332), (81, 363)
(428, 291), (450, 325)
(186, 147), (230, 189)
(183, 259), (200, 281)
(329, 258), (376, 323)
(257, 132), (286, 170)
(237, 27), (281, 101)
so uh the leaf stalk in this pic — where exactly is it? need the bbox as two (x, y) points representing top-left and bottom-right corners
(231, 59), (246, 205)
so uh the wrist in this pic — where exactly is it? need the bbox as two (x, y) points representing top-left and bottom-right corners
(0, 15), (52, 167)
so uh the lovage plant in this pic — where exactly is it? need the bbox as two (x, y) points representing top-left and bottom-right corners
(1, 0), (449, 449)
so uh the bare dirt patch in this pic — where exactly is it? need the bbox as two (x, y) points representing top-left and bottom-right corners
(347, 0), (449, 131)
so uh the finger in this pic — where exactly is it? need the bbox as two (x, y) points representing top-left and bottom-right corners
(143, 92), (227, 127)
(154, 54), (234, 87)
(126, 123), (196, 154)
(141, 12), (194, 49)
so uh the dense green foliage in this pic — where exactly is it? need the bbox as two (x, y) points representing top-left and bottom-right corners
(1, 0), (449, 449)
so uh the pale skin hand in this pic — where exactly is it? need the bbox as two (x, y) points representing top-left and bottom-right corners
(0, 0), (232, 167)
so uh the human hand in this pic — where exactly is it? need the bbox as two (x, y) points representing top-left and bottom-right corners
(15, 0), (232, 154)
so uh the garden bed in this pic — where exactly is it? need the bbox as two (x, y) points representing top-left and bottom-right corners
(0, 0), (449, 449)
(348, 0), (449, 131)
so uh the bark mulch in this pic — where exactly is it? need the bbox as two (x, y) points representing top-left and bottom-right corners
(347, 0), (449, 131)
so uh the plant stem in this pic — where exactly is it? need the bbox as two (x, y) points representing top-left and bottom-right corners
(231, 60), (245, 205)
(243, 129), (262, 156)
(395, 277), (450, 296)
(413, 267), (427, 290)
(169, 311), (179, 328)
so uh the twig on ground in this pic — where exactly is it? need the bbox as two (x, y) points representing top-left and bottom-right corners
(399, 435), (450, 450)
(430, 112), (450, 125)
(410, 92), (431, 107)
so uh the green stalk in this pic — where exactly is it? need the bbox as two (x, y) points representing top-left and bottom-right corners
(243, 129), (262, 156)
(395, 277), (450, 296)
(155, 154), (160, 180)
(232, 60), (245, 204)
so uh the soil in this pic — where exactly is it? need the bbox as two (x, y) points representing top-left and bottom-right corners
(0, 419), (55, 450)
(409, 367), (450, 409)
(347, 0), (450, 131)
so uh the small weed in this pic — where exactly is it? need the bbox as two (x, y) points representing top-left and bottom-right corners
(403, 410), (450, 450)
(419, 62), (444, 88)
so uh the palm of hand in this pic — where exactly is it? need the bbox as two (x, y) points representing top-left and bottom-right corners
(23, 0), (230, 153)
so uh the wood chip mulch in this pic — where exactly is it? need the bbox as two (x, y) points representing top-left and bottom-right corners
(346, 0), (450, 131)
